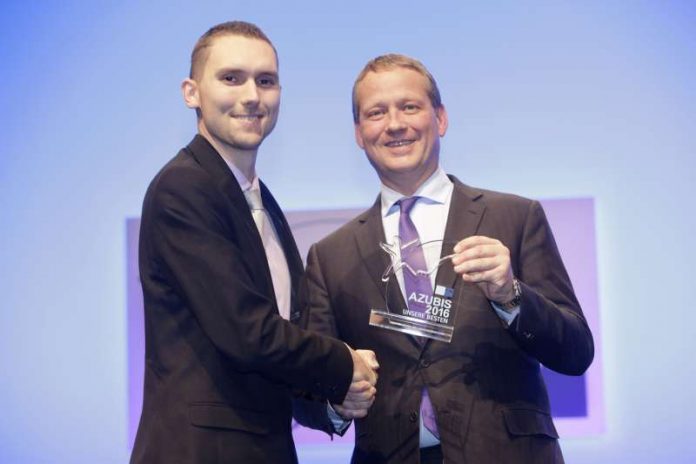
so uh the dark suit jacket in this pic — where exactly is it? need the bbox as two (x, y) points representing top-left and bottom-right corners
(131, 135), (353, 464)
(294, 177), (594, 464)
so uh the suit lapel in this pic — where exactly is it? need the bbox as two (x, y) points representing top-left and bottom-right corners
(184, 135), (274, 296)
(419, 176), (486, 353)
(260, 181), (304, 321)
(434, 176), (486, 293)
(354, 198), (393, 297)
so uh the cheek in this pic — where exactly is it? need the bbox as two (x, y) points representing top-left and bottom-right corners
(261, 92), (281, 110)
(267, 98), (280, 112)
(201, 96), (227, 116)
(360, 125), (383, 146)
(355, 124), (372, 149)
(355, 131), (365, 149)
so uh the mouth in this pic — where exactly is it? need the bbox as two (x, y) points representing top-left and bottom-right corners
(384, 139), (415, 148)
(231, 114), (264, 121)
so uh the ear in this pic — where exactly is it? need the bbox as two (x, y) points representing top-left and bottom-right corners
(436, 104), (449, 137)
(354, 123), (366, 149)
(181, 78), (200, 109)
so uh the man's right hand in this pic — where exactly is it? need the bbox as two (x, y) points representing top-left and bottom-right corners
(333, 348), (379, 419)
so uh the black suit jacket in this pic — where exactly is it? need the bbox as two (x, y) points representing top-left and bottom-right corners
(294, 178), (594, 464)
(131, 135), (353, 463)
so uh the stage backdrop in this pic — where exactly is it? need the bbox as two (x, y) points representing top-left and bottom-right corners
(2, 1), (695, 462)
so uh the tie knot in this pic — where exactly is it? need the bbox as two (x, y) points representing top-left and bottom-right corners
(398, 196), (420, 216)
(244, 187), (264, 211)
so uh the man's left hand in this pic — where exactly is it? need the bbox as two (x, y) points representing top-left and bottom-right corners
(451, 235), (515, 304)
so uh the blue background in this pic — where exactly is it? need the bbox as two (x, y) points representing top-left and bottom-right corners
(1, 1), (695, 462)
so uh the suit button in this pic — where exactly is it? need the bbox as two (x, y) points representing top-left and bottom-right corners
(523, 332), (534, 340)
(409, 412), (418, 423)
(420, 358), (431, 368)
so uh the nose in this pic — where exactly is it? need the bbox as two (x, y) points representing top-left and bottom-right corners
(386, 109), (406, 133)
(240, 79), (260, 107)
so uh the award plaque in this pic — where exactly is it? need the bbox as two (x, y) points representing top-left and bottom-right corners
(369, 237), (458, 343)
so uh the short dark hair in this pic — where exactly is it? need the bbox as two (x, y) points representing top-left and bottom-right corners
(189, 21), (277, 80)
(352, 54), (442, 123)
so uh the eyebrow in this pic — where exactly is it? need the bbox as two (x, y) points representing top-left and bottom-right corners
(215, 67), (279, 77)
(363, 96), (424, 108)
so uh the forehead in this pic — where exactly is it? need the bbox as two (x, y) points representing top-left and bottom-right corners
(356, 68), (430, 106)
(202, 35), (278, 75)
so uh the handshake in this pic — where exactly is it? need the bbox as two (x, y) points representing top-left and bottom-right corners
(333, 346), (380, 420)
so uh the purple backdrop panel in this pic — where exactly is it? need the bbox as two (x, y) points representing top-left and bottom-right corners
(537, 198), (604, 437)
(126, 197), (603, 448)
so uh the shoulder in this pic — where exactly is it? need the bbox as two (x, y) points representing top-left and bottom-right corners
(451, 177), (539, 218)
(452, 177), (533, 207)
(313, 207), (373, 250)
(140, 147), (226, 227)
(148, 148), (211, 195)
(143, 146), (226, 212)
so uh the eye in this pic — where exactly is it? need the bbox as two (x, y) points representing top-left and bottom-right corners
(366, 108), (385, 120)
(403, 103), (420, 113)
(222, 73), (241, 84)
(257, 75), (278, 88)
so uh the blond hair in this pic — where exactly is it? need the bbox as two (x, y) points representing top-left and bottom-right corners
(351, 54), (442, 123)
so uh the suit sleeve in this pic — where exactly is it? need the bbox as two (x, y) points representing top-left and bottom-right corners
(147, 169), (352, 403)
(511, 200), (595, 375)
(292, 243), (349, 436)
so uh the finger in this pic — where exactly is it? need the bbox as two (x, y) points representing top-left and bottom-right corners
(345, 385), (376, 402)
(340, 397), (375, 410)
(453, 257), (500, 275)
(460, 268), (510, 285)
(453, 236), (500, 253)
(363, 367), (378, 386)
(334, 402), (371, 418)
(369, 368), (378, 386)
(350, 348), (378, 385)
(345, 384), (376, 398)
(357, 349), (380, 370)
(345, 391), (376, 405)
(334, 405), (368, 419)
(459, 267), (500, 283)
(347, 380), (373, 393)
(451, 244), (505, 265)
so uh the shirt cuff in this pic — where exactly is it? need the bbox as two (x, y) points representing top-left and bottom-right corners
(327, 402), (351, 433)
(490, 301), (520, 327)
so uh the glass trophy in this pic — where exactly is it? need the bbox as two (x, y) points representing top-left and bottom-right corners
(369, 237), (458, 343)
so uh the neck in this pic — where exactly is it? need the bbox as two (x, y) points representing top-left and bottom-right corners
(198, 129), (258, 182)
(380, 165), (438, 197)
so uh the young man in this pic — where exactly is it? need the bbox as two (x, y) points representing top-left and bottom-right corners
(296, 54), (594, 463)
(131, 21), (377, 464)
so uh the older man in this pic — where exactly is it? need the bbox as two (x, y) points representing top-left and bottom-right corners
(295, 54), (593, 463)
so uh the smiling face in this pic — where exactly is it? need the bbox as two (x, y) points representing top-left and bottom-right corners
(182, 34), (280, 158)
(354, 68), (448, 195)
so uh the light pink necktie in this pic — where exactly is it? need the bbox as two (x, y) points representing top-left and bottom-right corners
(244, 187), (291, 320)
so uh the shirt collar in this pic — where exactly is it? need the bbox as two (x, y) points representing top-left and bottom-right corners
(380, 167), (453, 218)
(220, 155), (259, 193)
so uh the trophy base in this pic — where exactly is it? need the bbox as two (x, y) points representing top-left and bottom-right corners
(369, 309), (453, 343)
